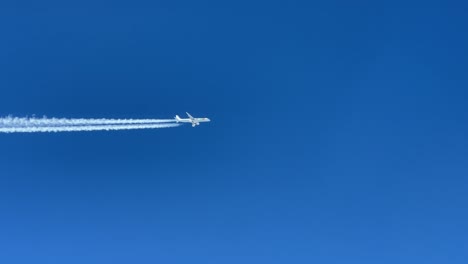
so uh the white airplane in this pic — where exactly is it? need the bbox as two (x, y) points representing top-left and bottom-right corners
(175, 112), (211, 127)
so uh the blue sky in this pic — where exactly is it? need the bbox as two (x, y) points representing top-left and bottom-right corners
(0, 1), (467, 263)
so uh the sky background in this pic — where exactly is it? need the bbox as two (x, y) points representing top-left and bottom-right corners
(0, 1), (467, 263)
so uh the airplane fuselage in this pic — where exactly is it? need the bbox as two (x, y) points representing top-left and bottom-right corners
(175, 113), (210, 127)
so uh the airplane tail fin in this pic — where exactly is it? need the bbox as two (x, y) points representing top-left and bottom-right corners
(175, 115), (181, 122)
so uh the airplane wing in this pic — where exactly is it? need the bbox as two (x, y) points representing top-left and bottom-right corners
(186, 112), (194, 119)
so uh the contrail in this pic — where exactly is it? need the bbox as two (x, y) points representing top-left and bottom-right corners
(0, 117), (181, 133)
(0, 117), (175, 126)
(0, 123), (180, 133)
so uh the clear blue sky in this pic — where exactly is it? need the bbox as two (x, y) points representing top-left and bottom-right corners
(1, 1), (467, 263)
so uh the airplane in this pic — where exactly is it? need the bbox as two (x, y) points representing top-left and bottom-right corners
(175, 112), (211, 127)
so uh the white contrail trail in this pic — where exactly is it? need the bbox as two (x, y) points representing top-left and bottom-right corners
(0, 122), (180, 133)
(0, 116), (182, 133)
(0, 117), (175, 126)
